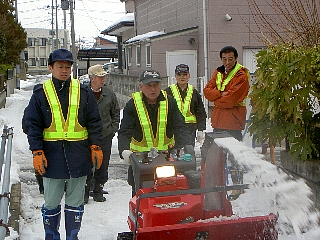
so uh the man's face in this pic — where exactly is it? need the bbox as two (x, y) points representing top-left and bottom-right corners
(175, 72), (190, 86)
(90, 75), (106, 89)
(221, 52), (237, 73)
(139, 81), (161, 102)
(48, 61), (72, 81)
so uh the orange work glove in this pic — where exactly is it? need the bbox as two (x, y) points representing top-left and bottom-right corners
(32, 150), (48, 175)
(90, 145), (103, 169)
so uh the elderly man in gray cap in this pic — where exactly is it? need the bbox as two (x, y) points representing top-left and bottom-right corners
(85, 64), (120, 203)
(118, 69), (192, 196)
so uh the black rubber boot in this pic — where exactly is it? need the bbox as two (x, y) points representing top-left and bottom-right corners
(84, 179), (91, 204)
(35, 171), (44, 194)
(93, 181), (106, 202)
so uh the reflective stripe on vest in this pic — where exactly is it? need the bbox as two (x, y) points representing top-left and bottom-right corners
(130, 91), (174, 152)
(43, 79), (88, 141)
(216, 63), (249, 107)
(170, 84), (196, 123)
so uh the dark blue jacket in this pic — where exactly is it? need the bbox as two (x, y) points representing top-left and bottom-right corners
(25, 77), (103, 179)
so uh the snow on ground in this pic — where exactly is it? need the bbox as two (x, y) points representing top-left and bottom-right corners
(0, 77), (319, 239)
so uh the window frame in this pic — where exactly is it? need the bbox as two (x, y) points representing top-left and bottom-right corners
(136, 45), (141, 67)
(146, 44), (151, 67)
(127, 46), (132, 67)
(39, 38), (47, 46)
(27, 38), (36, 47)
(40, 58), (47, 67)
(29, 58), (36, 66)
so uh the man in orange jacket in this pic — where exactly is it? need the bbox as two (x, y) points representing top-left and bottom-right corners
(204, 46), (250, 200)
(204, 46), (250, 141)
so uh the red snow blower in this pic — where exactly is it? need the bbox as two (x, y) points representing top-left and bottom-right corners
(117, 132), (278, 240)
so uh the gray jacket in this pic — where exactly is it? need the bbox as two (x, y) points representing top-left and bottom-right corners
(96, 85), (120, 137)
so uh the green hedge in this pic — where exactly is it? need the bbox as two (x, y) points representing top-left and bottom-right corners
(0, 63), (14, 80)
(249, 44), (320, 160)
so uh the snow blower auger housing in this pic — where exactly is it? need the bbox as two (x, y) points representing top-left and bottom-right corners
(117, 133), (278, 240)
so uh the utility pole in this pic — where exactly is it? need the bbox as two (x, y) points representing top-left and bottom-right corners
(51, 0), (54, 51)
(14, 0), (25, 88)
(70, 0), (77, 79)
(55, 0), (59, 49)
(61, 0), (69, 49)
(64, 10), (67, 49)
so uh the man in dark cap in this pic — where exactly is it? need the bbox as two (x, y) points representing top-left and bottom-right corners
(118, 69), (192, 196)
(24, 49), (104, 239)
(165, 64), (207, 146)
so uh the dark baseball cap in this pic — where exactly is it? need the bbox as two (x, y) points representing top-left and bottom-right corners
(48, 49), (74, 65)
(175, 64), (189, 74)
(139, 70), (162, 84)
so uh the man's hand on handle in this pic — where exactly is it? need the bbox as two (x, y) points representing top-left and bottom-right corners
(122, 150), (133, 164)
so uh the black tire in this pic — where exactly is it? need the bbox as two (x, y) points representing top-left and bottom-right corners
(117, 232), (133, 240)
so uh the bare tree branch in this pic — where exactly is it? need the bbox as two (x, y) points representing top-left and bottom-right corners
(246, 0), (320, 46)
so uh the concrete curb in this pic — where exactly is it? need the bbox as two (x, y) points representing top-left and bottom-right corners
(9, 182), (21, 236)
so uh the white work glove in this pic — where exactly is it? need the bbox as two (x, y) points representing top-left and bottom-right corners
(122, 150), (133, 164)
(196, 131), (205, 142)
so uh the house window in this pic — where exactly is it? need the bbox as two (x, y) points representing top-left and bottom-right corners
(29, 58), (36, 66)
(28, 38), (36, 46)
(136, 45), (141, 66)
(127, 46), (132, 67)
(53, 39), (58, 48)
(60, 38), (65, 48)
(39, 38), (47, 46)
(40, 58), (47, 66)
(146, 44), (151, 67)
(122, 48), (126, 69)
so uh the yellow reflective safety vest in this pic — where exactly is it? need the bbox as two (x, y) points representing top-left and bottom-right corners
(130, 91), (174, 152)
(169, 84), (196, 123)
(216, 63), (249, 106)
(42, 78), (88, 141)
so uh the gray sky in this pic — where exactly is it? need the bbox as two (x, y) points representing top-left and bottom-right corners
(17, 0), (125, 43)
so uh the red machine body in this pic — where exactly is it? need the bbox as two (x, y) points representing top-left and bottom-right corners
(118, 133), (278, 240)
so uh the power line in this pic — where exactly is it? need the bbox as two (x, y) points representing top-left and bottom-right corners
(18, 0), (125, 41)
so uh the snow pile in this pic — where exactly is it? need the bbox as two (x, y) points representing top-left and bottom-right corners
(215, 137), (320, 239)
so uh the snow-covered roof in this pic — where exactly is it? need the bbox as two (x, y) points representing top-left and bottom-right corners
(101, 13), (134, 36)
(124, 30), (166, 43)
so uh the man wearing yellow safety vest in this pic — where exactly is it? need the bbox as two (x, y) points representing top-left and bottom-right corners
(118, 69), (192, 196)
(165, 64), (207, 146)
(204, 46), (250, 141)
(204, 46), (250, 200)
(24, 49), (104, 240)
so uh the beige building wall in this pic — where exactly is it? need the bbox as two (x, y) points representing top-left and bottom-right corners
(25, 28), (71, 75)
(127, 0), (281, 80)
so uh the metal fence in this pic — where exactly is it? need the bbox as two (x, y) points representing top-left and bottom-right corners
(0, 125), (14, 239)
